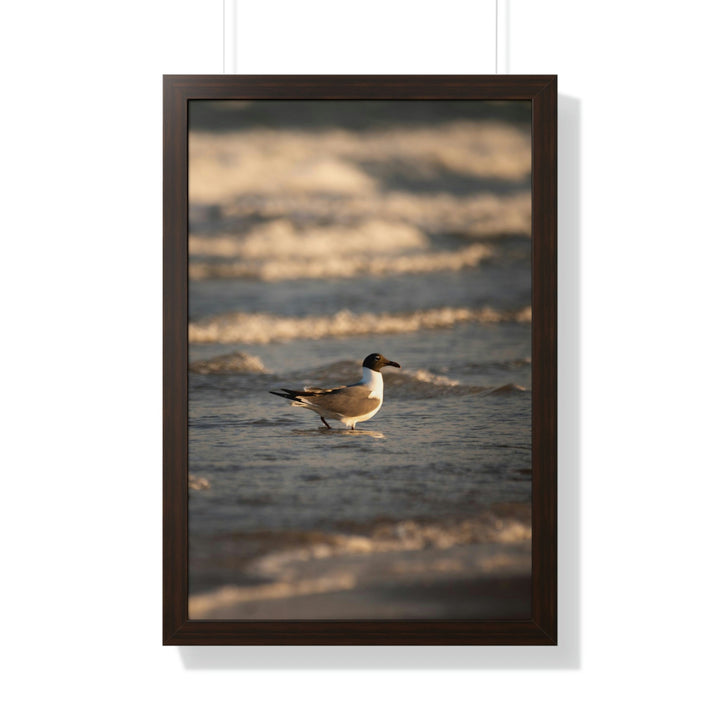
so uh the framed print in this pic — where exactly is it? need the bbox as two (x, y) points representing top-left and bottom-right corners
(164, 75), (557, 645)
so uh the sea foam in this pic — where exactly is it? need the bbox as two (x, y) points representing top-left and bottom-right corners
(190, 244), (493, 281)
(201, 191), (531, 239)
(188, 306), (531, 344)
(190, 219), (427, 259)
(189, 218), (494, 280)
(189, 351), (268, 375)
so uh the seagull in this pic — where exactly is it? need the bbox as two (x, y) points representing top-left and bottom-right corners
(270, 353), (401, 430)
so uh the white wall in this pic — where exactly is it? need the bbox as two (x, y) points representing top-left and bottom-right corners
(2, 2), (718, 718)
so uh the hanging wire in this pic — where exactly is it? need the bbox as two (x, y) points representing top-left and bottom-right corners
(495, 0), (499, 73)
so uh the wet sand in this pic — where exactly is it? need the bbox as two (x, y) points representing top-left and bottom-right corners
(192, 575), (531, 621)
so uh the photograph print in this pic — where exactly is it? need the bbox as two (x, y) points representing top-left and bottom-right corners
(184, 93), (538, 624)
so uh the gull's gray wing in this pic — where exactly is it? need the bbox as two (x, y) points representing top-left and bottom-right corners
(298, 384), (381, 417)
(269, 386), (336, 400)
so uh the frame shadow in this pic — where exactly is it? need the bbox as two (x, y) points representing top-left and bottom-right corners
(177, 94), (581, 670)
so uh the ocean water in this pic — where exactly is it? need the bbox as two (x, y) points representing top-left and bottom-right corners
(187, 100), (532, 620)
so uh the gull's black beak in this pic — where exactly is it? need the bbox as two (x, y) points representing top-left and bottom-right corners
(384, 359), (401, 369)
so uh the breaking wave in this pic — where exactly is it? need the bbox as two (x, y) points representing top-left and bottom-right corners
(189, 122), (531, 204)
(255, 513), (531, 566)
(190, 244), (493, 281)
(188, 217), (495, 281)
(188, 306), (531, 344)
(383, 368), (486, 398)
(196, 191), (531, 239)
(487, 383), (527, 395)
(188, 510), (531, 618)
(189, 351), (268, 375)
(190, 219), (427, 259)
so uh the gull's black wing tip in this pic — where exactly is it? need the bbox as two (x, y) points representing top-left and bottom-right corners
(269, 390), (294, 399)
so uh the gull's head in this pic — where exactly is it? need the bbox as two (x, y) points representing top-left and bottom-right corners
(362, 353), (401, 372)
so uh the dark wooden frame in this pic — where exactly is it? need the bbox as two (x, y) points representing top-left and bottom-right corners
(164, 75), (557, 645)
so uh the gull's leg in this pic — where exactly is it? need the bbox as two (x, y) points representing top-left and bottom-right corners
(320, 417), (331, 429)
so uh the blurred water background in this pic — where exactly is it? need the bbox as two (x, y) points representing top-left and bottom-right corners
(187, 100), (533, 620)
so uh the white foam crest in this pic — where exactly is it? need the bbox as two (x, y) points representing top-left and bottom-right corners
(189, 574), (357, 618)
(189, 242), (493, 281)
(249, 517), (532, 582)
(382, 368), (483, 398)
(190, 219), (427, 259)
(221, 191), (531, 237)
(188, 475), (210, 490)
(188, 306), (532, 344)
(190, 147), (376, 202)
(403, 369), (460, 387)
(189, 351), (267, 374)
